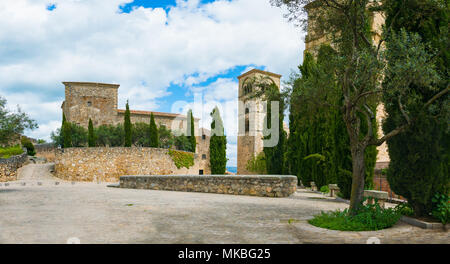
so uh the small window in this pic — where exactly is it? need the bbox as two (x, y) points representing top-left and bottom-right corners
(245, 108), (249, 114)
(202, 154), (207, 160)
(87, 101), (92, 107)
(199, 170), (204, 175)
(245, 119), (250, 133)
(202, 134), (206, 140)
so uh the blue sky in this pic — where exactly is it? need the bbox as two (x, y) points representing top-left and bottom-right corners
(0, 0), (305, 166)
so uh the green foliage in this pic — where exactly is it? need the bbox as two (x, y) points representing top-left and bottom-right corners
(259, 82), (287, 175)
(0, 145), (24, 159)
(0, 96), (37, 146)
(158, 125), (174, 149)
(88, 119), (96, 147)
(132, 122), (150, 147)
(396, 203), (415, 217)
(168, 149), (194, 169)
(209, 107), (227, 174)
(62, 116), (72, 148)
(309, 200), (403, 231)
(383, 1), (449, 217)
(21, 137), (35, 156)
(95, 124), (124, 147)
(52, 122), (87, 147)
(246, 152), (267, 174)
(186, 109), (196, 152)
(288, 47), (377, 196)
(174, 134), (191, 152)
(432, 193), (449, 225)
(124, 101), (132, 147)
(320, 185), (329, 194)
(149, 113), (159, 148)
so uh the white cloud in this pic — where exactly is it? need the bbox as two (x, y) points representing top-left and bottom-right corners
(0, 0), (304, 165)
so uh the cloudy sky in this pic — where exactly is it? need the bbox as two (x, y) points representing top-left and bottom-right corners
(0, 0), (305, 167)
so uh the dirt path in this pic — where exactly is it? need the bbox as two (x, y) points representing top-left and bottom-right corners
(16, 163), (60, 183)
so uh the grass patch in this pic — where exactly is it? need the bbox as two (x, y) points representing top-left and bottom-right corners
(309, 201), (402, 231)
(0, 145), (24, 159)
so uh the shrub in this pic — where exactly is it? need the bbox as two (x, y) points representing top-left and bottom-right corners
(309, 200), (403, 231)
(320, 185), (329, 193)
(132, 122), (150, 147)
(158, 125), (174, 149)
(95, 124), (124, 147)
(432, 193), (449, 226)
(0, 145), (24, 159)
(246, 152), (267, 174)
(174, 134), (191, 152)
(396, 203), (414, 217)
(21, 137), (36, 156)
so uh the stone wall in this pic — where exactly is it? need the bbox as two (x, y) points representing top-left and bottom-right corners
(54, 147), (210, 182)
(119, 175), (298, 197)
(0, 153), (27, 182)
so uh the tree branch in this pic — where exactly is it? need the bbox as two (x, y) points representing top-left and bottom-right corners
(424, 85), (449, 109)
(398, 95), (411, 124)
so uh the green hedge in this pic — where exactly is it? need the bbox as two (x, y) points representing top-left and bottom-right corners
(0, 145), (24, 159)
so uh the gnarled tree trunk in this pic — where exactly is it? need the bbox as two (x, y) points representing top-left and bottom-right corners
(349, 145), (366, 214)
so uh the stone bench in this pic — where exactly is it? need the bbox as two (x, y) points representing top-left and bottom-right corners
(328, 184), (340, 197)
(310, 181), (317, 191)
(364, 190), (389, 207)
(119, 175), (298, 198)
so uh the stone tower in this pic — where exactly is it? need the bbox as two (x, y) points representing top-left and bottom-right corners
(61, 82), (120, 128)
(237, 69), (282, 175)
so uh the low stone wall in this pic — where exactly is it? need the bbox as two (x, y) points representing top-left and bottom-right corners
(54, 147), (210, 182)
(119, 175), (298, 197)
(35, 143), (56, 162)
(0, 153), (28, 182)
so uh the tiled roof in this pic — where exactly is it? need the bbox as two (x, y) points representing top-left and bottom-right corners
(117, 109), (199, 120)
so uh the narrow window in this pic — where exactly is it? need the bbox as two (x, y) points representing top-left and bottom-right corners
(202, 134), (206, 140)
(199, 170), (204, 175)
(245, 119), (250, 133)
(87, 101), (92, 107)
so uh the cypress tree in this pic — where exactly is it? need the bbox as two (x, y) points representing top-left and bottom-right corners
(383, 0), (449, 216)
(124, 101), (132, 147)
(187, 109), (196, 153)
(62, 114), (72, 148)
(88, 118), (95, 147)
(60, 113), (66, 148)
(209, 107), (227, 174)
(287, 46), (376, 195)
(263, 83), (287, 175)
(149, 113), (159, 148)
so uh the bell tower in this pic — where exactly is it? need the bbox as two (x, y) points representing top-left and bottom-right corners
(237, 69), (281, 175)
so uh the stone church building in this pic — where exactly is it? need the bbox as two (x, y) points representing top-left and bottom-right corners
(61, 81), (211, 174)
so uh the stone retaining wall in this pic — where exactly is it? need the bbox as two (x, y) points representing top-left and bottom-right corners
(54, 147), (210, 182)
(119, 175), (298, 197)
(0, 153), (28, 182)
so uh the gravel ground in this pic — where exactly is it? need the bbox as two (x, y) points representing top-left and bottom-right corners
(0, 164), (448, 244)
